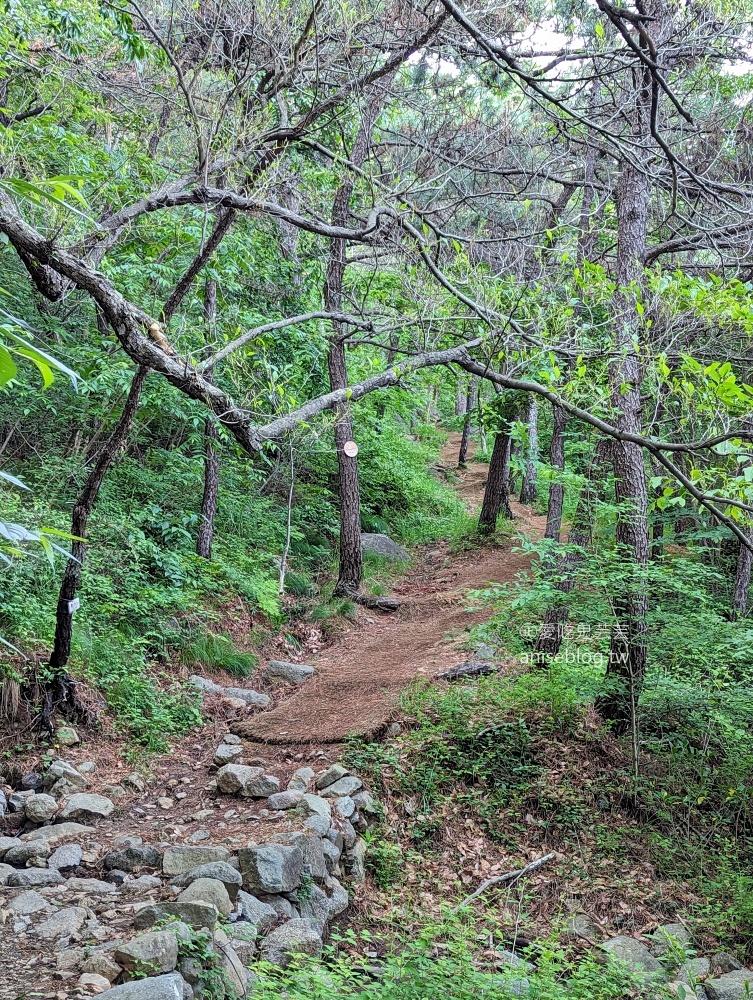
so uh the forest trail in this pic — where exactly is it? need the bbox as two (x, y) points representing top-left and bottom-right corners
(236, 433), (546, 744)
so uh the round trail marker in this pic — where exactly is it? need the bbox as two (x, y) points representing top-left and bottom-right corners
(343, 441), (359, 457)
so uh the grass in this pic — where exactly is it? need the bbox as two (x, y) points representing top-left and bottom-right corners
(180, 631), (259, 678)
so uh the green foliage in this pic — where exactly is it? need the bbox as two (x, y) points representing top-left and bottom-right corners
(181, 632), (259, 679)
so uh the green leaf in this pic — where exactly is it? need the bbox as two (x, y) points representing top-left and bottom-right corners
(0, 344), (17, 386)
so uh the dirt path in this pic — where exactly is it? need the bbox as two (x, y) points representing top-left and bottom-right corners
(236, 433), (545, 744)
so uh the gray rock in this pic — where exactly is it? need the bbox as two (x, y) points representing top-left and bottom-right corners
(259, 894), (300, 920)
(81, 952), (122, 982)
(321, 776), (363, 798)
(260, 917), (323, 968)
(713, 954), (744, 975)
(122, 874), (163, 894)
(650, 923), (694, 957)
(223, 685), (271, 706)
(230, 934), (257, 966)
(78, 973), (112, 993)
(123, 772), (146, 792)
(265, 660), (315, 684)
(271, 832), (327, 881)
(498, 950), (534, 972)
(244, 773), (281, 798)
(563, 913), (600, 940)
(105, 844), (162, 872)
(58, 792), (115, 821)
(297, 793), (332, 836)
(315, 764), (348, 790)
(24, 793), (58, 823)
(236, 890), (277, 933)
(345, 837), (368, 883)
(65, 877), (119, 894)
(360, 533), (410, 561)
(55, 725), (80, 746)
(333, 795), (356, 819)
(288, 767), (315, 792)
(44, 760), (89, 793)
(238, 843), (304, 893)
(5, 840), (51, 865)
(22, 821), (93, 846)
(223, 733), (242, 745)
(0, 790), (5, 815)
(474, 643), (497, 660)
(78, 761), (96, 774)
(171, 861), (242, 899)
(189, 674), (223, 694)
(322, 875), (349, 919)
(34, 905), (87, 940)
(7, 867), (63, 888)
(677, 957), (711, 984)
(216, 939), (249, 993)
(213, 743), (243, 766)
(134, 900), (219, 930)
(8, 890), (50, 915)
(21, 772), (44, 791)
(97, 972), (189, 1000)
(9, 789), (34, 812)
(162, 845), (229, 875)
(177, 877), (233, 916)
(216, 763), (264, 795)
(115, 929), (179, 975)
(0, 835), (21, 858)
(268, 790), (304, 810)
(600, 936), (665, 979)
(352, 790), (378, 816)
(705, 971), (753, 1000)
(0, 862), (14, 884)
(48, 843), (83, 870)
(321, 839), (342, 873)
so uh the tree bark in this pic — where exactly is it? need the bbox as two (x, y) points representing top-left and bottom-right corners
(519, 395), (539, 504)
(545, 402), (567, 540)
(479, 428), (513, 533)
(458, 376), (478, 467)
(732, 530), (753, 618)
(197, 279), (220, 559)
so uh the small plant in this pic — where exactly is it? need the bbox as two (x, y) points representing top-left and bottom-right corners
(181, 632), (259, 679)
(363, 831), (404, 889)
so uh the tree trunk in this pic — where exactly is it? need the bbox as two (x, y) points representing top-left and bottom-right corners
(196, 279), (220, 559)
(458, 376), (477, 467)
(46, 366), (149, 726)
(519, 396), (539, 504)
(732, 529), (753, 618)
(455, 379), (466, 416)
(534, 438), (612, 658)
(545, 402), (567, 541)
(479, 429), (513, 533)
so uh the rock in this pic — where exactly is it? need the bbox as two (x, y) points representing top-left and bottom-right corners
(177, 877), (233, 916)
(265, 660), (315, 684)
(386, 721), (402, 737)
(189, 674), (223, 694)
(705, 971), (753, 1000)
(216, 763), (264, 795)
(321, 776), (363, 798)
(677, 957), (711, 983)
(230, 932), (257, 966)
(44, 760), (89, 793)
(49, 843), (83, 870)
(338, 818), (358, 850)
(122, 874), (162, 894)
(498, 950), (534, 972)
(260, 917), (323, 968)
(259, 894), (300, 920)
(713, 954), (744, 975)
(288, 767), (315, 792)
(665, 982), (705, 998)
(7, 867), (63, 888)
(216, 940), (249, 993)
(297, 793), (332, 836)
(321, 839), (342, 873)
(5, 840), (51, 865)
(245, 773), (281, 797)
(346, 837), (368, 883)
(57, 946), (87, 971)
(235, 891), (277, 933)
(78, 761), (96, 774)
(268, 790), (304, 810)
(315, 764), (348, 790)
(134, 900), (219, 930)
(123, 772), (146, 793)
(171, 861), (242, 899)
(156, 796), (173, 809)
(360, 533), (409, 561)
(34, 905), (88, 940)
(8, 890), (50, 915)
(213, 743), (243, 766)
(58, 793), (115, 821)
(97, 973), (189, 1000)
(333, 795), (356, 819)
(0, 835), (21, 858)
(22, 821), (94, 846)
(115, 929), (179, 976)
(188, 828), (210, 843)
(162, 845), (229, 875)
(650, 923), (694, 957)
(323, 875), (349, 918)
(9, 789), (34, 812)
(238, 843), (304, 893)
(65, 877), (119, 894)
(352, 790), (378, 816)
(77, 972), (111, 994)
(0, 862), (14, 884)
(271, 832), (327, 881)
(82, 953), (122, 982)
(21, 772), (44, 791)
(56, 725), (80, 746)
(223, 733), (242, 745)
(105, 844), (161, 872)
(600, 936), (665, 979)
(223, 686), (270, 707)
(563, 913), (601, 940)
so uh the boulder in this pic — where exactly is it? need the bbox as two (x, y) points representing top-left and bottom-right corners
(34, 905), (88, 941)
(321, 776), (363, 798)
(8, 890), (50, 916)
(677, 957), (711, 983)
(188, 674), (223, 694)
(96, 973), (189, 1000)
(5, 840), (51, 865)
(333, 796), (356, 819)
(65, 877), (119, 894)
(705, 971), (753, 1000)
(213, 743), (243, 766)
(24, 793), (58, 823)
(0, 862), (14, 884)
(134, 900), (219, 930)
(105, 844), (161, 872)
(321, 839), (342, 873)
(9, 789), (34, 812)
(77, 973), (111, 993)
(223, 686), (270, 707)
(238, 843), (304, 893)
(216, 763), (264, 795)
(271, 832), (327, 880)
(268, 790), (303, 810)
(345, 837), (368, 883)
(235, 890), (277, 933)
(7, 867), (63, 888)
(58, 793), (115, 821)
(288, 767), (315, 792)
(177, 877), (233, 916)
(78, 761), (96, 774)
(0, 835), (22, 858)
(48, 843), (83, 870)
(22, 821), (93, 846)
(245, 773), (281, 797)
(360, 533), (409, 560)
(260, 917), (323, 968)
(563, 913), (601, 941)
(650, 923), (694, 957)
(265, 660), (315, 684)
(162, 845), (229, 875)
(713, 954), (744, 975)
(82, 952), (122, 982)
(600, 936), (665, 979)
(171, 861), (242, 899)
(296, 793), (331, 836)
(315, 764), (348, 790)
(114, 929), (179, 976)
(259, 894), (300, 920)
(20, 771), (45, 791)
(44, 760), (89, 793)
